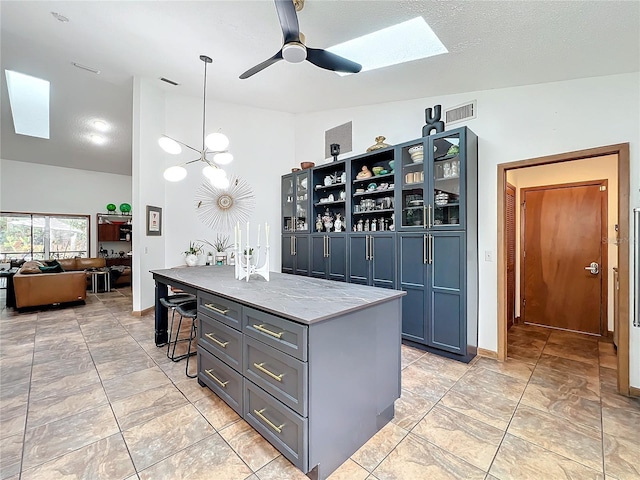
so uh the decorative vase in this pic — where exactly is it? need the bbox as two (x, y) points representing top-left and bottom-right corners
(215, 253), (226, 266)
(366, 136), (391, 152)
(185, 254), (198, 267)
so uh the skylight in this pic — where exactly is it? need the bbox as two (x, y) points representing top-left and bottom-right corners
(327, 17), (448, 75)
(4, 70), (50, 139)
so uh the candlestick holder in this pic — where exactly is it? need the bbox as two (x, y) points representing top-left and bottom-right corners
(234, 222), (270, 281)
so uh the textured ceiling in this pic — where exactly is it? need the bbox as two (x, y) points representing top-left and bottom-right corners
(1, 0), (639, 176)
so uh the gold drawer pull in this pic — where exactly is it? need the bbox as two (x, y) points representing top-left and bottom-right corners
(205, 333), (229, 348)
(253, 362), (284, 382)
(254, 408), (284, 434)
(205, 303), (229, 315)
(253, 324), (284, 339)
(204, 369), (228, 388)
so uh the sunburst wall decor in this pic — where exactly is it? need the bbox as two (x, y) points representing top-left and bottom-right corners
(195, 175), (255, 232)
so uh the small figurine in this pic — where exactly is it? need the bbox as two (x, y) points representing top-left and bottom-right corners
(334, 213), (343, 232)
(357, 219), (363, 232)
(371, 218), (377, 231)
(316, 214), (323, 232)
(364, 219), (370, 232)
(378, 218), (385, 231)
(356, 166), (373, 180)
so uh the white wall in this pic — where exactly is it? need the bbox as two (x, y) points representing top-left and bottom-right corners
(293, 72), (640, 387)
(132, 78), (167, 312)
(0, 159), (131, 257)
(160, 93), (295, 269)
(507, 155), (618, 331)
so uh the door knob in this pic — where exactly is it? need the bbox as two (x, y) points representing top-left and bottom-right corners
(584, 262), (599, 275)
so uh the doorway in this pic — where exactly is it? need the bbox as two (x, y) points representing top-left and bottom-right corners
(521, 181), (607, 334)
(497, 144), (631, 395)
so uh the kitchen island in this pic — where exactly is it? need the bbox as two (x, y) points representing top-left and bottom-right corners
(151, 266), (404, 480)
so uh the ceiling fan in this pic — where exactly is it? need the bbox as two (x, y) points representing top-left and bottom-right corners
(239, 0), (362, 79)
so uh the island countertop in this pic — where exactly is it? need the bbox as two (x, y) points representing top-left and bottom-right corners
(151, 266), (405, 325)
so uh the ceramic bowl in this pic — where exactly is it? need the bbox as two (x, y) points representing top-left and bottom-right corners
(388, 160), (395, 171)
(408, 145), (423, 155)
(291, 167), (301, 172)
(372, 166), (384, 175)
(300, 161), (315, 169)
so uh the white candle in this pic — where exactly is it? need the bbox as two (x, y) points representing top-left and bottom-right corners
(234, 224), (237, 251)
(265, 222), (270, 247)
(257, 223), (261, 246)
(246, 221), (250, 250)
(238, 229), (241, 251)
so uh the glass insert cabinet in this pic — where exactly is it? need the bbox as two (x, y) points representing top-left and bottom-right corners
(280, 126), (478, 362)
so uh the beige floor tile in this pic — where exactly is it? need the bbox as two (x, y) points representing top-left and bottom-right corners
(457, 367), (527, 402)
(22, 404), (120, 470)
(30, 355), (96, 384)
(412, 405), (504, 471)
(536, 352), (600, 379)
(490, 434), (604, 480)
(0, 407), (27, 440)
(520, 382), (602, 430)
(137, 433), (251, 480)
(88, 342), (149, 366)
(193, 393), (241, 430)
(122, 403), (214, 471)
(547, 329), (599, 345)
(400, 363), (456, 403)
(111, 384), (189, 430)
(603, 433), (640, 480)
(26, 382), (108, 429)
(255, 455), (307, 480)
(20, 434), (135, 480)
(439, 386), (517, 431)
(390, 388), (436, 430)
(508, 404), (603, 471)
(219, 420), (280, 471)
(530, 365), (600, 401)
(94, 352), (158, 381)
(542, 338), (599, 365)
(413, 352), (471, 381)
(0, 380), (29, 418)
(102, 366), (171, 403)
(327, 458), (370, 480)
(506, 344), (543, 364)
(400, 345), (425, 369)
(351, 422), (409, 472)
(470, 357), (534, 382)
(29, 369), (102, 402)
(602, 406), (640, 444)
(508, 323), (551, 340)
(174, 377), (216, 404)
(0, 434), (23, 479)
(372, 432), (485, 480)
(0, 353), (35, 386)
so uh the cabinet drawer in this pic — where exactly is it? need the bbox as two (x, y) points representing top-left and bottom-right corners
(198, 313), (242, 373)
(197, 347), (242, 415)
(198, 292), (242, 331)
(244, 335), (307, 417)
(244, 380), (308, 473)
(243, 306), (308, 361)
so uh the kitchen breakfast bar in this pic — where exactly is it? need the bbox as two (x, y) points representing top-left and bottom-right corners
(151, 266), (405, 480)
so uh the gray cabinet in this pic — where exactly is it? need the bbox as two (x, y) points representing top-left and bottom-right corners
(348, 233), (396, 288)
(282, 171), (310, 234)
(310, 234), (347, 281)
(282, 234), (309, 276)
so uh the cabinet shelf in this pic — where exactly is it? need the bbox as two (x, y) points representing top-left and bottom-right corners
(353, 172), (394, 184)
(314, 200), (345, 207)
(435, 202), (460, 208)
(315, 182), (346, 191)
(353, 208), (394, 215)
(353, 188), (394, 197)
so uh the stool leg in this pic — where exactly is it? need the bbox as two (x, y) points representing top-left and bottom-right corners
(166, 307), (178, 358)
(185, 318), (198, 378)
(169, 314), (185, 361)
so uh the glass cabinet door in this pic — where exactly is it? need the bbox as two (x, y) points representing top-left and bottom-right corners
(430, 132), (461, 228)
(294, 171), (309, 232)
(282, 175), (295, 232)
(400, 140), (426, 229)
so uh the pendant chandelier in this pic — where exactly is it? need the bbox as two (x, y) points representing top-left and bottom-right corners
(159, 55), (233, 189)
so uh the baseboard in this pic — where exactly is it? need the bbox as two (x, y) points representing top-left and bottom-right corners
(477, 348), (498, 359)
(630, 386), (640, 398)
(132, 306), (154, 317)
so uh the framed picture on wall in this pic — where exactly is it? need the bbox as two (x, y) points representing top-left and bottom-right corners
(146, 205), (162, 236)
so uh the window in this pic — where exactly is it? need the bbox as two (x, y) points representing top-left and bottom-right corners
(0, 212), (90, 261)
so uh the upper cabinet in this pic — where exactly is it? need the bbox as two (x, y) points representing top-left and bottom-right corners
(281, 171), (310, 234)
(311, 161), (348, 233)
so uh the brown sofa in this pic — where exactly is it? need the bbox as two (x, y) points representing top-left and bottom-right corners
(13, 258), (131, 308)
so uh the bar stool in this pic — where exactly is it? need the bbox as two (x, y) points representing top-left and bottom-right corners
(161, 293), (195, 359)
(167, 300), (198, 363)
(184, 306), (199, 378)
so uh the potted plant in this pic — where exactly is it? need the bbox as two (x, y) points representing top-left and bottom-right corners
(206, 251), (214, 266)
(202, 235), (231, 266)
(184, 241), (203, 267)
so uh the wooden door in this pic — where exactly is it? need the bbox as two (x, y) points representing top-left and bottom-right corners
(522, 182), (605, 334)
(506, 183), (516, 328)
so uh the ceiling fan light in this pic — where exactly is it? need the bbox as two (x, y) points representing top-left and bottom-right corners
(164, 165), (187, 182)
(213, 151), (233, 165)
(159, 136), (182, 154)
(205, 132), (230, 151)
(282, 43), (307, 63)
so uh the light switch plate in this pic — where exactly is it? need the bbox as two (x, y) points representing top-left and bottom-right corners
(485, 250), (493, 262)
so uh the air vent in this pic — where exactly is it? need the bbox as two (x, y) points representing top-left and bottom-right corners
(160, 77), (179, 86)
(445, 100), (476, 125)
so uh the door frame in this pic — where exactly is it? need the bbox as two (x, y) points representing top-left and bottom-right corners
(497, 143), (630, 395)
(519, 180), (608, 333)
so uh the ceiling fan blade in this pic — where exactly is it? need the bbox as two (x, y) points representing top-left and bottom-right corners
(274, 0), (300, 44)
(306, 48), (362, 74)
(239, 50), (283, 79)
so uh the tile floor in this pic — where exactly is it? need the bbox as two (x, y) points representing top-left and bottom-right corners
(1, 290), (639, 480)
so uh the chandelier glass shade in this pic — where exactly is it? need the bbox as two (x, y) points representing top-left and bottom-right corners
(159, 55), (233, 188)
